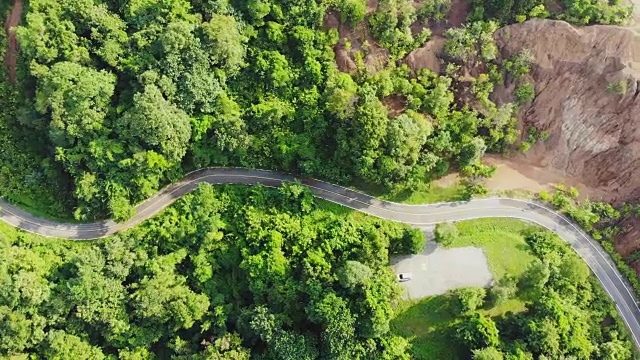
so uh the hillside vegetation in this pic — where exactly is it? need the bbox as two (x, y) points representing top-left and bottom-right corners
(1, 0), (629, 221)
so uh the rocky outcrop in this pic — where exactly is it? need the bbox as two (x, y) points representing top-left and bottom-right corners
(493, 19), (640, 203)
(403, 36), (446, 73)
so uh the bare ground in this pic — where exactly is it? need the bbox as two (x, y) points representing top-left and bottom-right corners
(324, 10), (390, 74)
(4, 0), (22, 83)
(434, 155), (597, 200)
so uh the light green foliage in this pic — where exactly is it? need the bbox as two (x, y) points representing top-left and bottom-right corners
(0, 184), (419, 358)
(444, 21), (499, 64)
(435, 222), (459, 246)
(537, 186), (640, 299)
(471, 73), (495, 110)
(473, 347), (505, 360)
(119, 85), (192, 163)
(393, 219), (633, 359)
(519, 126), (548, 153)
(336, 0), (367, 25)
(515, 82), (535, 104)
(35, 62), (116, 148)
(452, 287), (487, 313)
(559, 0), (632, 25)
(200, 14), (248, 74)
(598, 333), (632, 360)
(607, 79), (628, 95)
(368, 0), (421, 57)
(4, 0), (519, 220)
(503, 49), (534, 79)
(42, 330), (105, 360)
(470, 0), (630, 25)
(417, 0), (452, 21)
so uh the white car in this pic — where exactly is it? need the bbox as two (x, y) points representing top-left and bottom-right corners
(397, 273), (413, 282)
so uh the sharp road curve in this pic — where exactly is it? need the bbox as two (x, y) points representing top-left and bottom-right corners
(2, 168), (640, 349)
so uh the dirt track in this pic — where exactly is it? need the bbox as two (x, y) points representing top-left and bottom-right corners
(4, 0), (22, 83)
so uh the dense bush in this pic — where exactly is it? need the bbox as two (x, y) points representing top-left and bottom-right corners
(435, 222), (459, 246)
(0, 0), (523, 220)
(0, 184), (424, 358)
(470, 0), (631, 25)
(514, 82), (534, 105)
(539, 186), (640, 299)
(452, 287), (487, 313)
(451, 228), (633, 358)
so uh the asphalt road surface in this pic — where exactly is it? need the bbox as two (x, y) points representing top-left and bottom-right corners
(2, 167), (640, 349)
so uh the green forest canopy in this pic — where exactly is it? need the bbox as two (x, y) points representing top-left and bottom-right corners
(0, 0), (629, 221)
(0, 1), (635, 357)
(0, 184), (633, 359)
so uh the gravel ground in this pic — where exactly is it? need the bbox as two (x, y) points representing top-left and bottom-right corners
(392, 229), (494, 299)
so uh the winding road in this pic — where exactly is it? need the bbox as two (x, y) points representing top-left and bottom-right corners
(2, 167), (640, 349)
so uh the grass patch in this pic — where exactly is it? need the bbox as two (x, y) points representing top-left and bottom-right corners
(391, 295), (463, 360)
(352, 179), (466, 205)
(392, 218), (539, 359)
(448, 218), (537, 280)
(3, 194), (78, 223)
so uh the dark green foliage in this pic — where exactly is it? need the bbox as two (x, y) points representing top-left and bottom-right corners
(452, 287), (487, 314)
(389, 227), (427, 254)
(489, 275), (517, 305)
(514, 82), (534, 104)
(456, 313), (500, 349)
(470, 0), (631, 24)
(435, 222), (458, 246)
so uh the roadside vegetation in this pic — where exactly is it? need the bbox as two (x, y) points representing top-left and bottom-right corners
(0, 184), (425, 358)
(1, 0), (628, 221)
(539, 185), (640, 299)
(394, 218), (633, 359)
(0, 0), (636, 359)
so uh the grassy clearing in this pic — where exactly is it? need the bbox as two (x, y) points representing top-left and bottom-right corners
(392, 218), (538, 359)
(391, 295), (463, 360)
(353, 180), (466, 204)
(448, 218), (538, 280)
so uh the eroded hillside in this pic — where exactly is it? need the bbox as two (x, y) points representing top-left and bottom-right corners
(494, 19), (640, 203)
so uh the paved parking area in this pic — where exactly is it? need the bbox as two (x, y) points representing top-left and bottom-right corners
(391, 228), (494, 299)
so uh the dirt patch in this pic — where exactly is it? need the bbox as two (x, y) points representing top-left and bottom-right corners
(4, 0), (22, 84)
(432, 172), (460, 187)
(483, 155), (597, 198)
(403, 35), (446, 73)
(447, 0), (470, 27)
(324, 11), (390, 74)
(433, 155), (597, 199)
(383, 95), (408, 117)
